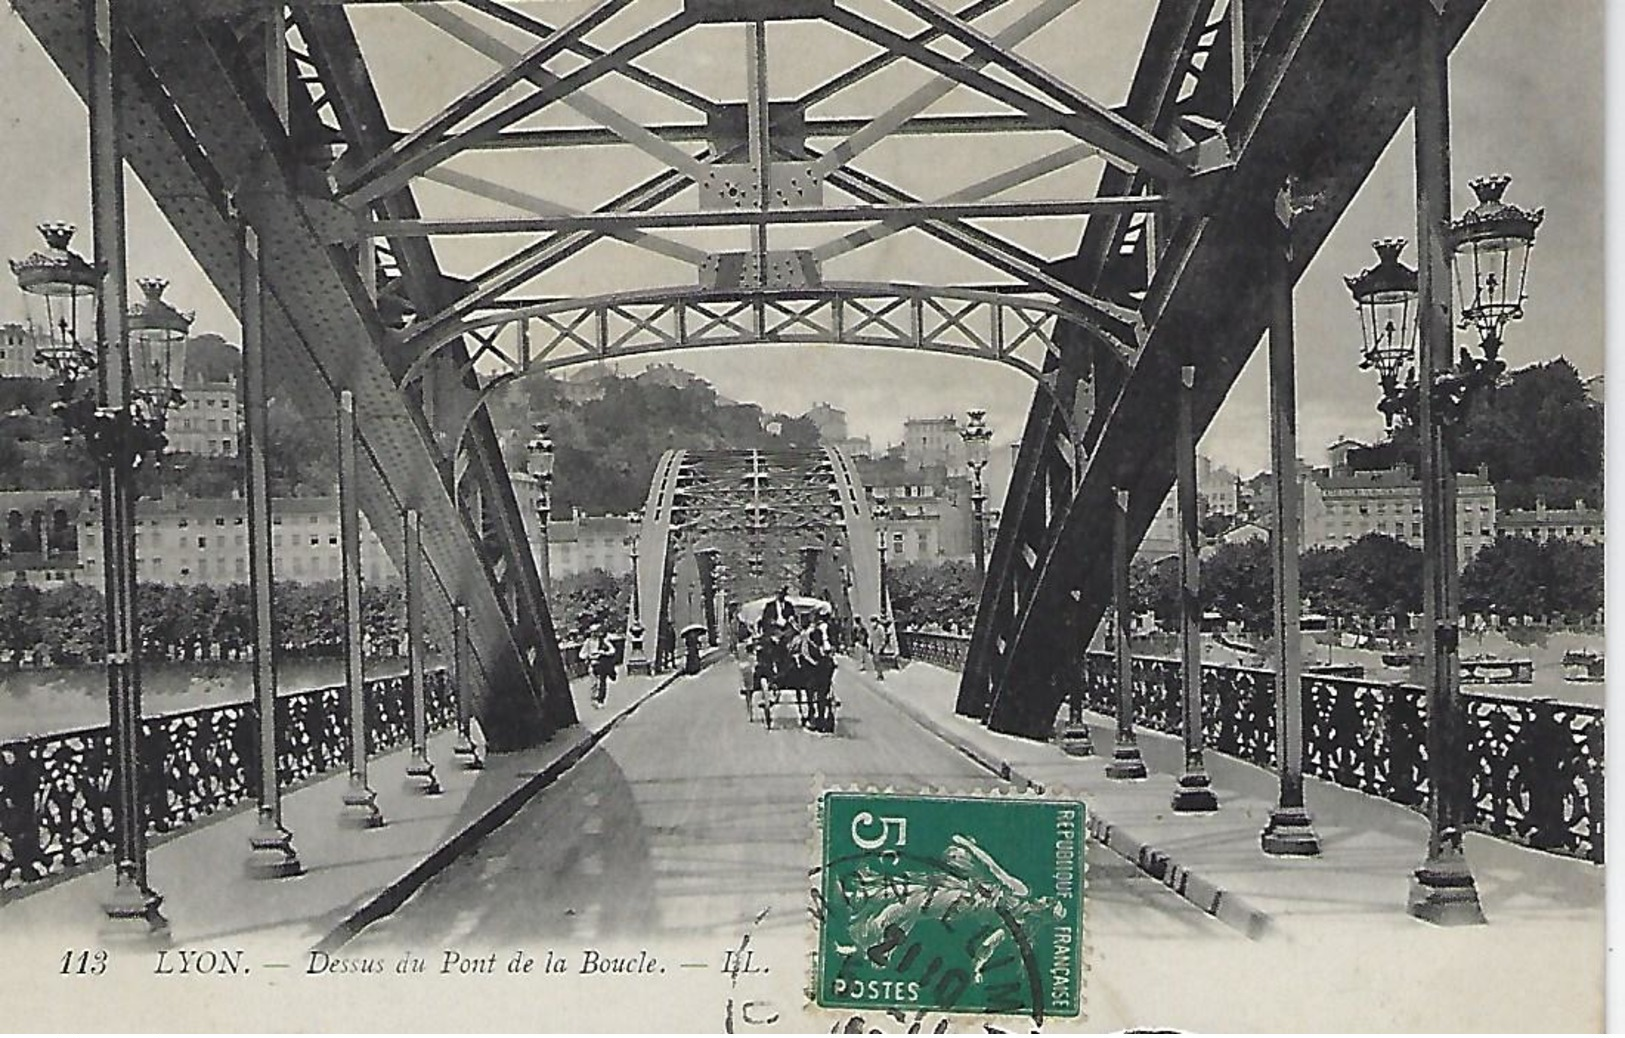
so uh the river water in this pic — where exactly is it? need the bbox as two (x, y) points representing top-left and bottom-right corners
(0, 657), (422, 743)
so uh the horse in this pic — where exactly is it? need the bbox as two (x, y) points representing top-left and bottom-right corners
(774, 627), (838, 732)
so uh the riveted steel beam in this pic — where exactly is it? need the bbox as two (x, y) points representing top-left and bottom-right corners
(367, 197), (1164, 235)
(979, 0), (1490, 738)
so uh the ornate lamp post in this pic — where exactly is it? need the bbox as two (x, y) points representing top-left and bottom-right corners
(624, 510), (650, 674)
(12, 224), (192, 938)
(959, 409), (993, 583)
(1346, 166), (1540, 924)
(873, 490), (898, 671)
(526, 422), (555, 599)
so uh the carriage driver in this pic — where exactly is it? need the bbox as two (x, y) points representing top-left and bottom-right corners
(759, 586), (801, 641)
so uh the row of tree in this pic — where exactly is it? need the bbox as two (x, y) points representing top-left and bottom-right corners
(878, 530), (1605, 638)
(1130, 533), (1602, 632)
(0, 579), (409, 666)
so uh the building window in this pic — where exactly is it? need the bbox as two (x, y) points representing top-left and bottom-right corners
(215, 517), (225, 526)
(329, 535), (338, 545)
(197, 536), (207, 549)
(177, 519), (188, 528)
(310, 536), (320, 546)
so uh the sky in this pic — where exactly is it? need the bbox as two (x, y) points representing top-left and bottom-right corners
(0, 0), (1605, 477)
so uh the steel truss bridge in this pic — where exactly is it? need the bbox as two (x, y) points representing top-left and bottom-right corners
(630, 448), (880, 664)
(8, 0), (1489, 764)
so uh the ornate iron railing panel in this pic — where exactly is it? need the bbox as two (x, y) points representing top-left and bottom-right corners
(898, 630), (970, 671)
(1465, 693), (1604, 861)
(0, 667), (458, 892)
(900, 632), (1603, 863)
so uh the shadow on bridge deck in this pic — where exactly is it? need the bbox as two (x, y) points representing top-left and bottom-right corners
(0, 669), (677, 958)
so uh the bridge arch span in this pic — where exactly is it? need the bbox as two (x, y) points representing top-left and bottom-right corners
(400, 282), (1135, 389)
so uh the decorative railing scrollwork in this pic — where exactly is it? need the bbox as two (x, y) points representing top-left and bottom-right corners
(897, 630), (970, 671)
(0, 667), (458, 893)
(899, 631), (1603, 863)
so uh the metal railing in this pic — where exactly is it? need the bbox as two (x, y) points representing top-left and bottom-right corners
(898, 630), (1604, 864)
(0, 668), (458, 892)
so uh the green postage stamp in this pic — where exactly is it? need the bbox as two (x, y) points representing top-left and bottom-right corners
(815, 792), (1086, 1022)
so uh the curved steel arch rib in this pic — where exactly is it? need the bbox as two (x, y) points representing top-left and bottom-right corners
(630, 448), (883, 666)
(400, 283), (1117, 387)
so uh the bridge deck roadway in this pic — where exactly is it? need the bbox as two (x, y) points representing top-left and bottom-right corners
(343, 660), (1233, 1031)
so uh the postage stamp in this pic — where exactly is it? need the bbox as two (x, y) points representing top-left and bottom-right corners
(814, 791), (1086, 1023)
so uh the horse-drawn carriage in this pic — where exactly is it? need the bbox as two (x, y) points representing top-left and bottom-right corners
(736, 595), (839, 733)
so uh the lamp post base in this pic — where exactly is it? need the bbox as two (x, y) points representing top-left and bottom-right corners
(1171, 772), (1219, 812)
(405, 750), (442, 795)
(100, 870), (170, 946)
(453, 730), (485, 770)
(1057, 723), (1094, 757)
(1408, 855), (1487, 926)
(245, 815), (304, 879)
(1104, 744), (1147, 780)
(338, 779), (386, 829)
(1260, 806), (1322, 856)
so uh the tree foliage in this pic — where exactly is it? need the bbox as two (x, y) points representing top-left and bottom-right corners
(1299, 534), (1425, 621)
(1461, 535), (1603, 622)
(885, 559), (979, 630)
(1382, 357), (1602, 509)
(0, 578), (411, 665)
(1201, 540), (1275, 631)
(528, 371), (824, 514)
(549, 568), (633, 639)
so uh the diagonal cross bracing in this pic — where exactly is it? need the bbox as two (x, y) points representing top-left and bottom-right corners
(355, 0), (638, 190)
(811, 142), (1104, 263)
(424, 167), (709, 266)
(457, 0), (721, 114)
(882, 0), (1183, 180)
(342, 10), (700, 205)
(810, 0), (1083, 179)
(824, 5), (1187, 182)
(404, 6), (714, 184)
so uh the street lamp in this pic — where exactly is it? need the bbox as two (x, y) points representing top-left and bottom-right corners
(12, 227), (189, 462)
(526, 421), (555, 598)
(11, 224), (192, 939)
(624, 510), (649, 673)
(873, 491), (898, 671)
(1346, 167), (1540, 925)
(1448, 175), (1544, 398)
(959, 408), (993, 584)
(1345, 238), (1420, 428)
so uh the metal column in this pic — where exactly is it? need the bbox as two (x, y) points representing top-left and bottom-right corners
(1260, 201), (1320, 855)
(1171, 364), (1217, 811)
(242, 5), (303, 881)
(337, 390), (384, 828)
(1104, 487), (1146, 779)
(91, 0), (167, 940)
(453, 603), (484, 769)
(403, 509), (440, 794)
(1409, 0), (1485, 924)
